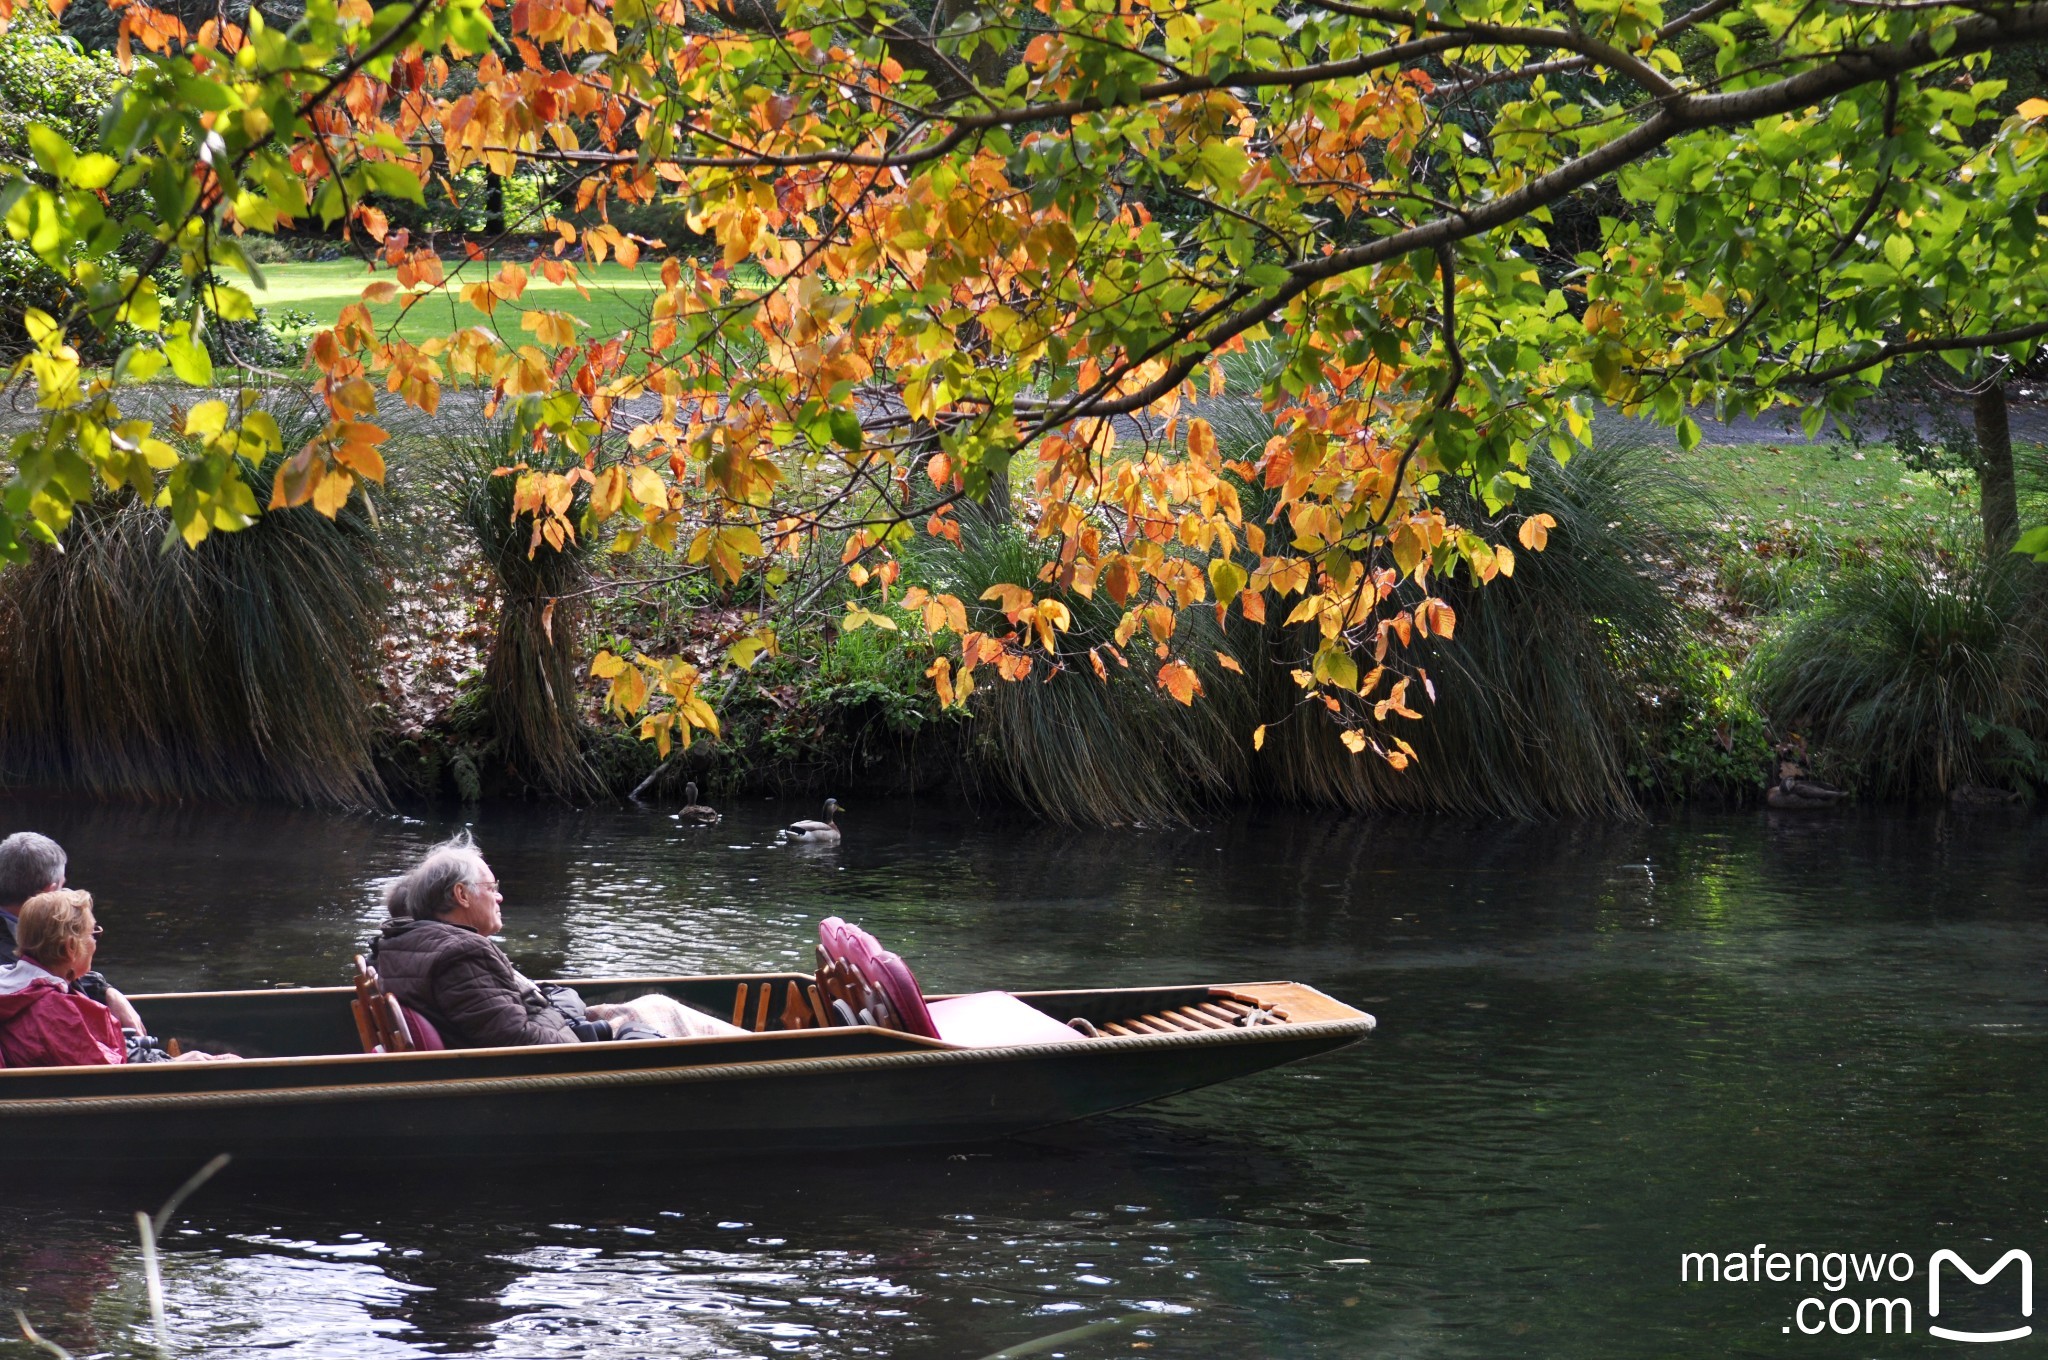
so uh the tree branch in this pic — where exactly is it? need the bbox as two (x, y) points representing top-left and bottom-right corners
(1789, 321), (2048, 386)
(1052, 0), (2048, 423)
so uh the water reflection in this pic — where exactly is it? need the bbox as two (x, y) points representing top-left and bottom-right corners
(1, 795), (2045, 1357)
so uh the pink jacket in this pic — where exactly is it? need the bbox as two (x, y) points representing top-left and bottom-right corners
(0, 960), (125, 1068)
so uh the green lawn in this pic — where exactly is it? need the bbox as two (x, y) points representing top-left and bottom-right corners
(246, 258), (2015, 547)
(250, 258), (676, 344)
(1676, 440), (1969, 542)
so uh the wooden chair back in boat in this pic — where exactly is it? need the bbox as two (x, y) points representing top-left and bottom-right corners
(729, 978), (825, 1033)
(351, 954), (418, 1054)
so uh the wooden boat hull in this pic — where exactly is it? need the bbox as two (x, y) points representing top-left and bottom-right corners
(0, 979), (1373, 1163)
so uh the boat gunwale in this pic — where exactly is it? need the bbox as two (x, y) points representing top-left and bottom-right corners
(0, 1014), (1374, 1117)
(0, 980), (1372, 1089)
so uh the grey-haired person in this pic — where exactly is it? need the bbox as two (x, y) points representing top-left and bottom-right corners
(369, 833), (742, 1049)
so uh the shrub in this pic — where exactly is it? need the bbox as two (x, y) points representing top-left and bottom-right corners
(1754, 532), (2048, 798)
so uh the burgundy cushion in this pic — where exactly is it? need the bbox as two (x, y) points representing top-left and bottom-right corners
(927, 992), (1086, 1048)
(399, 1004), (445, 1052)
(818, 916), (938, 1039)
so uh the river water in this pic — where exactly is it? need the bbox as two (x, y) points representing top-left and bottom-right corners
(0, 796), (2042, 1358)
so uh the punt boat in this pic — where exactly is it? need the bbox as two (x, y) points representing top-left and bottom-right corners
(0, 974), (1374, 1163)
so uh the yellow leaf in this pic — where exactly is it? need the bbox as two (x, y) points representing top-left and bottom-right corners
(608, 664), (648, 716)
(184, 401), (230, 437)
(1208, 557), (1248, 603)
(2021, 97), (2048, 121)
(310, 466), (354, 517)
(1216, 651), (1243, 674)
(1340, 729), (1368, 754)
(926, 655), (956, 706)
(521, 309), (579, 347)
(591, 466), (627, 519)
(1252, 723), (1266, 751)
(843, 605), (899, 632)
(1517, 512), (1557, 551)
(629, 465), (667, 509)
(980, 582), (1032, 616)
(681, 694), (721, 738)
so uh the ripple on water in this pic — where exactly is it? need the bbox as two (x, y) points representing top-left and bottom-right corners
(0, 801), (2044, 1357)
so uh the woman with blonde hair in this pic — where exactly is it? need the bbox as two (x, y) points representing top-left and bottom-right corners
(0, 891), (230, 1067)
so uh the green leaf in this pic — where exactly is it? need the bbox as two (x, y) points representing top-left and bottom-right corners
(25, 125), (72, 178)
(828, 408), (863, 450)
(66, 154), (120, 190)
(1883, 235), (1913, 271)
(362, 161), (425, 204)
(1676, 415), (1703, 452)
(164, 334), (215, 386)
(1313, 644), (1359, 693)
(1208, 557), (1248, 601)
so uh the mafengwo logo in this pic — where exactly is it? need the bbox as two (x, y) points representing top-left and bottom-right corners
(1680, 1246), (2033, 1341)
(1929, 1251), (2032, 1344)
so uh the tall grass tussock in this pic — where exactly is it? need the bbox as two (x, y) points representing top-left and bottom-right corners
(430, 403), (604, 800)
(0, 395), (387, 805)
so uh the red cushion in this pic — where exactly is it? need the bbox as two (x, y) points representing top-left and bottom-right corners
(927, 992), (1086, 1048)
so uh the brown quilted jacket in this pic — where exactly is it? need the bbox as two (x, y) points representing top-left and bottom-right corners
(369, 918), (578, 1049)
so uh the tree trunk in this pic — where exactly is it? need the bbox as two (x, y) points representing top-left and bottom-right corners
(485, 172), (507, 238)
(1975, 381), (2019, 555)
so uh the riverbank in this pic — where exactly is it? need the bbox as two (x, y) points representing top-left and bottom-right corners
(361, 417), (2048, 816)
(2, 391), (2042, 819)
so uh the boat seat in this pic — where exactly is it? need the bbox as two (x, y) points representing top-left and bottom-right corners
(815, 917), (1085, 1048)
(925, 991), (1091, 1047)
(350, 955), (445, 1054)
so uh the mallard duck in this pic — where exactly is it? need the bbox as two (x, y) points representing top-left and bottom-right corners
(677, 782), (721, 826)
(778, 797), (841, 845)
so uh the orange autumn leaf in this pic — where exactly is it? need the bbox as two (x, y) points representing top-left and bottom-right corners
(1158, 659), (1203, 705)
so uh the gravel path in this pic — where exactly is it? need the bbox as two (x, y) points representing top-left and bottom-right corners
(1594, 400), (2048, 448)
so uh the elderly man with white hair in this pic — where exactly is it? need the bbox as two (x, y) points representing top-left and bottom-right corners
(369, 832), (743, 1048)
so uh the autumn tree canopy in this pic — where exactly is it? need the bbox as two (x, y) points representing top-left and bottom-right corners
(5, 0), (2048, 761)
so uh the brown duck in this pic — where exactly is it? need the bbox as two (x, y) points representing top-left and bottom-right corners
(1765, 760), (1847, 810)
